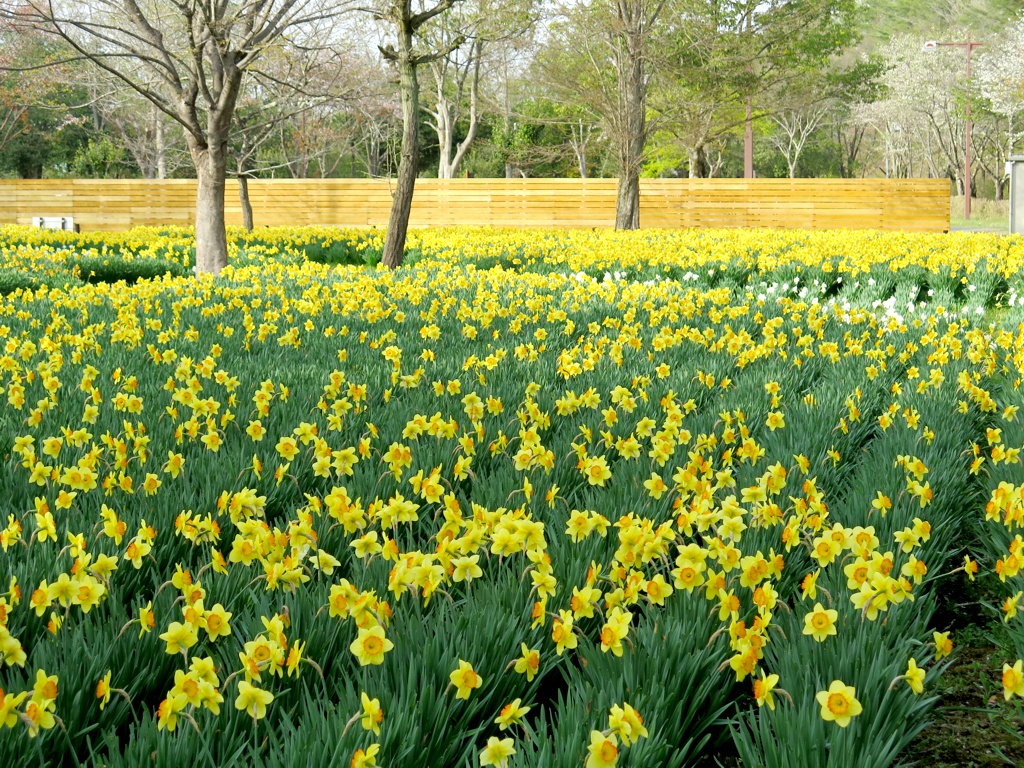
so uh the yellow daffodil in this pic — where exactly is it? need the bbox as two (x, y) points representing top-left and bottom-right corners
(585, 730), (619, 768)
(96, 670), (112, 710)
(234, 680), (274, 720)
(802, 603), (838, 642)
(816, 680), (862, 727)
(480, 736), (515, 767)
(904, 658), (926, 694)
(753, 671), (779, 710)
(360, 691), (383, 735)
(514, 644), (540, 682)
(350, 625), (394, 666)
(449, 659), (482, 700)
(495, 698), (530, 730)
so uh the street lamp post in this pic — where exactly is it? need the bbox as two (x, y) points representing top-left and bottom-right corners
(924, 33), (984, 221)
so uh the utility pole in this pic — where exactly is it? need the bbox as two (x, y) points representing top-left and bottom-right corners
(923, 33), (983, 220)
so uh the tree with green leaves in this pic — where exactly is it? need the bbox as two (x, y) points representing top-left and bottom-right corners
(539, 0), (669, 228)
(0, 18), (92, 178)
(652, 0), (864, 178)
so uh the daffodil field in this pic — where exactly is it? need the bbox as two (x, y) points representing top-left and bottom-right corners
(3, 223), (1024, 767)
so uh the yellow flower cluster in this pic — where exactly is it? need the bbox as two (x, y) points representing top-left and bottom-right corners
(410, 226), (1024, 278)
(2, 225), (1024, 763)
(2, 224), (1023, 288)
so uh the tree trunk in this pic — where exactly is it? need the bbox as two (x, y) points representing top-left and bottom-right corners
(238, 175), (254, 232)
(367, 134), (381, 177)
(688, 147), (707, 179)
(382, 53), (419, 269)
(437, 119), (453, 177)
(435, 90), (454, 178)
(610, 0), (654, 230)
(155, 104), (167, 179)
(571, 120), (589, 178)
(192, 145), (229, 276)
(446, 47), (481, 179)
(614, 119), (642, 228)
(615, 171), (640, 229)
(614, 31), (645, 230)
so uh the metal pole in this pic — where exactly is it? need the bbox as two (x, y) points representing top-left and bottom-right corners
(965, 30), (972, 221)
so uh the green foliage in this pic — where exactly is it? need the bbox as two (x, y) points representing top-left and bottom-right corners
(0, 268), (41, 295)
(70, 137), (136, 179)
(2, 225), (1023, 767)
(301, 240), (382, 267)
(69, 255), (189, 284)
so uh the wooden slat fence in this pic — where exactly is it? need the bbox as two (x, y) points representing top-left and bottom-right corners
(0, 178), (951, 232)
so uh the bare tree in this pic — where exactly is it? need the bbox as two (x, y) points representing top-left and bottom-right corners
(229, 45), (364, 229)
(568, 116), (599, 177)
(425, 28), (481, 178)
(0, 14), (79, 165)
(275, 106), (360, 178)
(6, 0), (346, 274)
(768, 99), (833, 178)
(971, 112), (1011, 199)
(272, 49), (392, 180)
(422, 0), (536, 179)
(351, 96), (401, 176)
(864, 35), (966, 189)
(82, 68), (189, 179)
(0, 22), (39, 156)
(833, 119), (866, 178)
(375, 0), (464, 269)
(859, 32), (1015, 199)
(484, 30), (537, 177)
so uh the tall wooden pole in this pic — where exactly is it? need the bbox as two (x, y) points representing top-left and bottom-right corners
(929, 34), (983, 221)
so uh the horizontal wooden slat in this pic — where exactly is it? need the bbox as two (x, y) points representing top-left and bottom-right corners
(0, 178), (950, 233)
